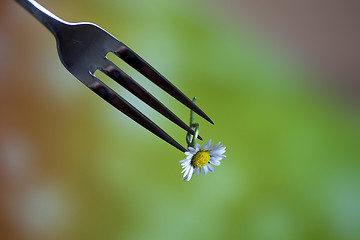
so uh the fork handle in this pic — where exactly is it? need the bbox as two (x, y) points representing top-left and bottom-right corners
(14, 0), (67, 35)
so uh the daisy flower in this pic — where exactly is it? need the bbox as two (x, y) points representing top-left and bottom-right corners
(179, 139), (226, 181)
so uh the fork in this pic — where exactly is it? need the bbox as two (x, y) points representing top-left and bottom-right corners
(14, 0), (213, 152)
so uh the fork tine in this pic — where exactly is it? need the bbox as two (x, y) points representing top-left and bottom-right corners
(113, 46), (214, 125)
(89, 80), (187, 152)
(101, 63), (203, 141)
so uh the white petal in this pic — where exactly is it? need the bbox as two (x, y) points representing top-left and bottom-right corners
(187, 167), (194, 181)
(203, 165), (209, 175)
(197, 167), (201, 177)
(181, 159), (191, 164)
(181, 165), (189, 173)
(207, 163), (215, 172)
(184, 151), (193, 156)
(219, 146), (227, 151)
(210, 156), (223, 161)
(179, 158), (189, 163)
(210, 159), (221, 166)
(217, 146), (226, 151)
(182, 165), (191, 177)
(210, 142), (221, 150)
(201, 139), (212, 150)
(181, 160), (191, 167)
(196, 143), (200, 150)
(213, 145), (226, 151)
(209, 146), (220, 153)
(188, 147), (196, 153)
(210, 148), (226, 156)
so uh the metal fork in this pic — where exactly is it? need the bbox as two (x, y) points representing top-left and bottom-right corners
(14, 0), (213, 152)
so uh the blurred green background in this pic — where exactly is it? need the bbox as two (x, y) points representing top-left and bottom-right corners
(0, 0), (359, 240)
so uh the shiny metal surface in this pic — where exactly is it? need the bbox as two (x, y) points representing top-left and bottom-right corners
(13, 0), (213, 152)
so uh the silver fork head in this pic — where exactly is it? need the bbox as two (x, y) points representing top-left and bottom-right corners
(54, 22), (212, 152)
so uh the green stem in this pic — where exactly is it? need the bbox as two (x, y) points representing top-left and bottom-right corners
(190, 124), (199, 148)
(189, 97), (197, 128)
(186, 97), (199, 148)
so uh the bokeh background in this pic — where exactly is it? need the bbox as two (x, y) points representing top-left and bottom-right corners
(1, 0), (360, 240)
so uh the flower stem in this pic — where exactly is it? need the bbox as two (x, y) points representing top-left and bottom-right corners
(186, 97), (199, 148)
(189, 97), (197, 128)
(190, 123), (199, 148)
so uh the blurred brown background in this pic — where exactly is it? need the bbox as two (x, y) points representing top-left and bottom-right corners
(1, 1), (359, 240)
(215, 0), (360, 98)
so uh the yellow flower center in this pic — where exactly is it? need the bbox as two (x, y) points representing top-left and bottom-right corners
(191, 151), (210, 168)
